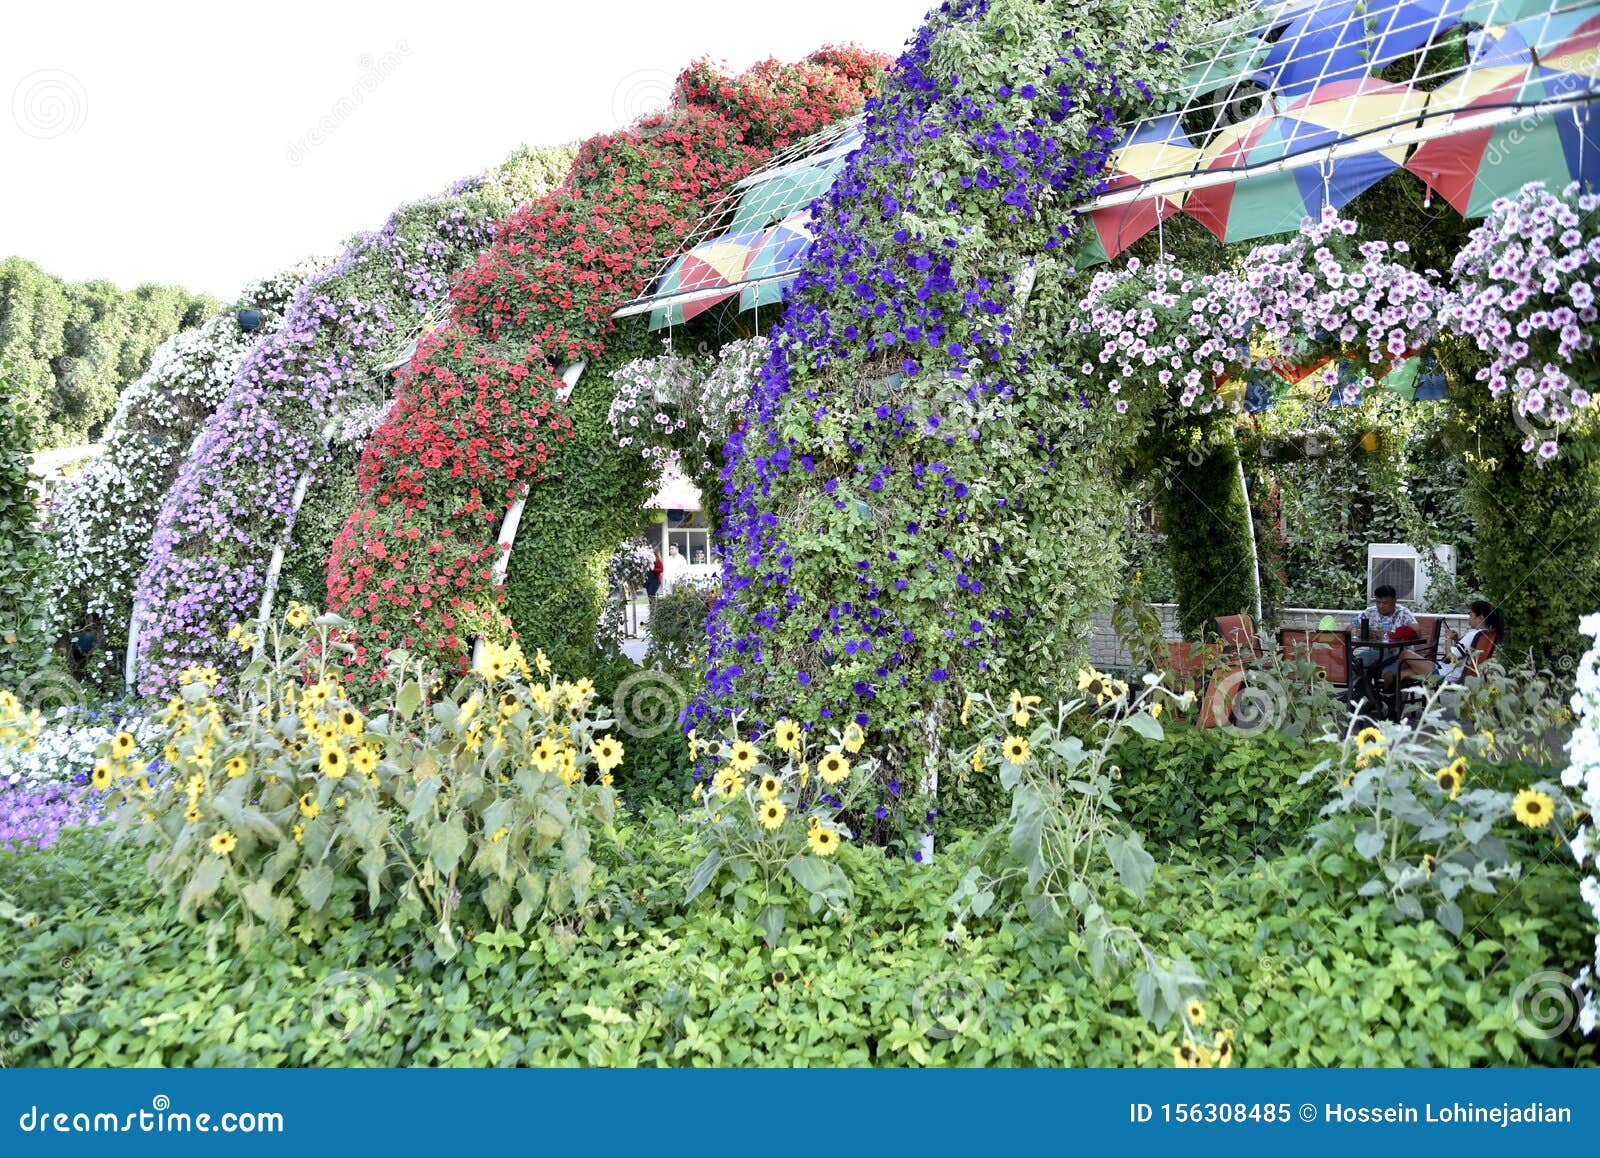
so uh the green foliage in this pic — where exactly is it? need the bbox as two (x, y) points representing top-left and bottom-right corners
(0, 257), (215, 449)
(1109, 723), (1331, 861)
(1141, 420), (1258, 638)
(0, 365), (48, 681)
(502, 323), (656, 673)
(643, 586), (711, 671)
(110, 615), (619, 962)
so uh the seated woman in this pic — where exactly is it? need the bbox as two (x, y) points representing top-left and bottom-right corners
(1396, 600), (1503, 685)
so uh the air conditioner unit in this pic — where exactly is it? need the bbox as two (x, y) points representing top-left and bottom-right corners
(1367, 543), (1457, 606)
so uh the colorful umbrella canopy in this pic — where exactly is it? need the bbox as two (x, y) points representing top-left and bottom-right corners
(1080, 114), (1200, 261)
(648, 229), (764, 329)
(1254, 0), (1471, 97)
(1405, 14), (1600, 213)
(739, 211), (815, 312)
(1182, 78), (1427, 241)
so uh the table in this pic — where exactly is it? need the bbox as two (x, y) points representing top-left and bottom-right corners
(1344, 631), (1417, 722)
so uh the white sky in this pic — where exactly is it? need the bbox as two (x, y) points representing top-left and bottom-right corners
(1, 0), (927, 300)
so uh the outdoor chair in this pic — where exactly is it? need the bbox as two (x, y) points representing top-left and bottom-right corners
(1215, 613), (1264, 666)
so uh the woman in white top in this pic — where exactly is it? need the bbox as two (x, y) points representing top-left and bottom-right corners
(1400, 601), (1503, 684)
(662, 544), (688, 593)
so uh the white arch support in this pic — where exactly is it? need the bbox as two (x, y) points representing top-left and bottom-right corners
(251, 416), (342, 657)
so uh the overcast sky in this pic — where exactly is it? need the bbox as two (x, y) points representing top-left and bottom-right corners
(0, 0), (927, 300)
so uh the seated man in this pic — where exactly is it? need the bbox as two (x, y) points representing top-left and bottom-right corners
(1351, 584), (1418, 701)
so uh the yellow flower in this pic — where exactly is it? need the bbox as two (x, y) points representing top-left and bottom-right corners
(773, 719), (801, 756)
(569, 677), (595, 703)
(758, 799), (788, 830)
(729, 741), (760, 774)
(807, 826), (840, 856)
(225, 755), (248, 779)
(1213, 1030), (1234, 1067)
(1002, 735), (1031, 765)
(1186, 1000), (1207, 1026)
(490, 826), (509, 844)
(286, 602), (312, 629)
(334, 796), (347, 809)
(183, 803), (202, 823)
(841, 722), (865, 755)
(1435, 763), (1464, 800)
(1421, 853), (1438, 877)
(208, 831), (237, 855)
(351, 747), (378, 776)
(534, 648), (552, 675)
(1355, 726), (1384, 748)
(498, 690), (521, 718)
(558, 751), (581, 787)
(758, 774), (782, 800)
(112, 731), (136, 758)
(90, 762), (113, 792)
(687, 728), (699, 760)
(1172, 1041), (1204, 1068)
(971, 747), (985, 773)
(337, 707), (363, 736)
(712, 768), (746, 800)
(1008, 689), (1041, 727)
(1150, 701), (1163, 720)
(960, 694), (972, 726)
(320, 745), (346, 778)
(292, 822), (304, 844)
(298, 793), (319, 819)
(590, 736), (625, 775)
(799, 762), (809, 789)
(1512, 788), (1555, 829)
(817, 751), (850, 785)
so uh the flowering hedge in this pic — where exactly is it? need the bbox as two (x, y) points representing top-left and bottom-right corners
(129, 149), (574, 696)
(324, 51), (889, 676)
(42, 266), (314, 690)
(0, 374), (47, 687)
(692, 0), (1226, 800)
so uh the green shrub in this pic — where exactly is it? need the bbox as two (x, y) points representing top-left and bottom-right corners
(1109, 723), (1330, 861)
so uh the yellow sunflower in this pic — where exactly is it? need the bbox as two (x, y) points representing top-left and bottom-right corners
(286, 602), (312, 629)
(729, 741), (760, 774)
(208, 831), (237, 855)
(712, 768), (746, 800)
(298, 793), (320, 819)
(1002, 735), (1031, 765)
(320, 745), (346, 778)
(971, 747), (985, 773)
(292, 822), (304, 844)
(1172, 1041), (1204, 1068)
(817, 752), (850, 785)
(589, 736), (625, 775)
(351, 747), (378, 776)
(225, 755), (248, 779)
(1008, 689), (1041, 727)
(1355, 726), (1384, 748)
(1421, 853), (1438, 877)
(184, 803), (202, 823)
(112, 731), (136, 758)
(558, 752), (581, 787)
(338, 707), (363, 736)
(807, 826), (840, 856)
(531, 737), (560, 774)
(90, 762), (113, 792)
(1512, 788), (1555, 829)
(841, 722), (865, 755)
(1435, 763), (1464, 800)
(1186, 1000), (1207, 1027)
(773, 719), (801, 756)
(1213, 1030), (1234, 1068)
(758, 799), (788, 830)
(758, 774), (782, 800)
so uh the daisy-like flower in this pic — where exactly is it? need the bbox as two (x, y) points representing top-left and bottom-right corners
(960, 694), (972, 726)
(1512, 788), (1555, 829)
(1008, 689), (1041, 727)
(184, 803), (202, 823)
(841, 722), (866, 754)
(292, 822), (304, 844)
(209, 831), (237, 855)
(320, 745), (346, 779)
(1002, 736), (1031, 765)
(1355, 726), (1384, 748)
(712, 768), (746, 799)
(817, 752), (850, 785)
(1212, 1030), (1234, 1067)
(687, 728), (699, 760)
(773, 719), (802, 755)
(286, 602), (312, 629)
(590, 736), (624, 775)
(534, 648), (552, 675)
(1172, 1041), (1205, 1068)
(298, 793), (320, 819)
(112, 731), (136, 758)
(531, 737), (560, 774)
(758, 799), (788, 830)
(1435, 763), (1464, 800)
(558, 752), (581, 786)
(971, 748), (985, 773)
(351, 747), (378, 776)
(729, 741), (761, 774)
(338, 707), (363, 736)
(90, 762), (113, 792)
(224, 755), (248, 779)
(1421, 853), (1438, 877)
(1186, 1000), (1207, 1026)
(498, 691), (521, 718)
(758, 774), (782, 800)
(807, 826), (839, 856)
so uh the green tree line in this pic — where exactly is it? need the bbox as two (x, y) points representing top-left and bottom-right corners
(0, 257), (216, 449)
